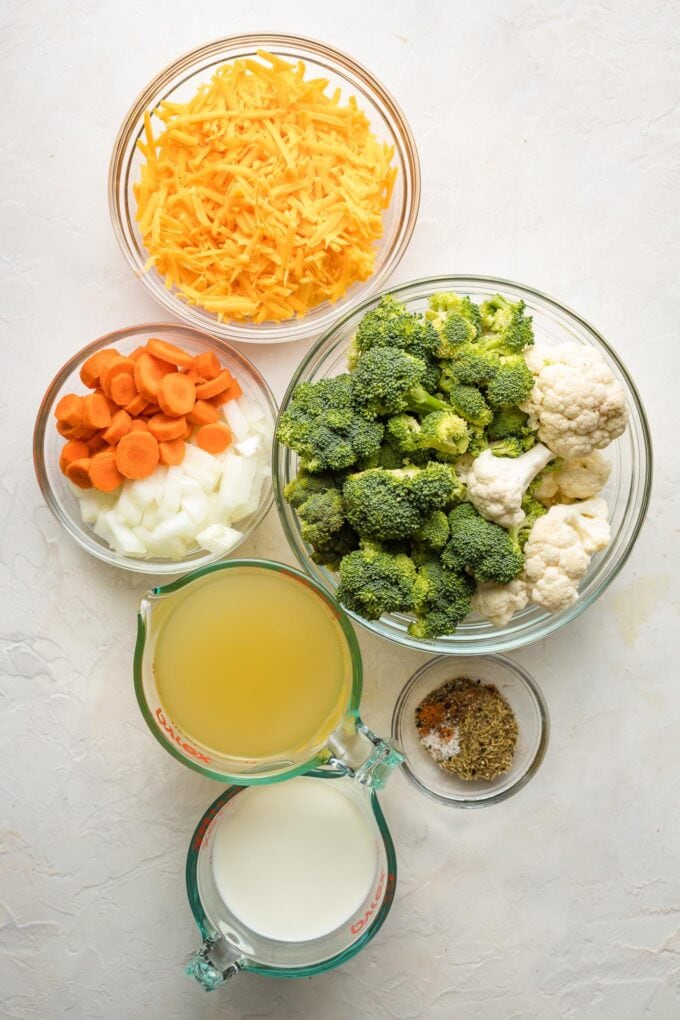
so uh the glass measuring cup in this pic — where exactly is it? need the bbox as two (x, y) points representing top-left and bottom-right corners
(134, 559), (404, 787)
(184, 772), (397, 988)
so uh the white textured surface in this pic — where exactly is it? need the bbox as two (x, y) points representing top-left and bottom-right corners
(2, 1), (679, 1016)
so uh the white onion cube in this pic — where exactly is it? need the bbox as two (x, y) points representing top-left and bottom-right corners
(223, 399), (249, 441)
(197, 523), (242, 555)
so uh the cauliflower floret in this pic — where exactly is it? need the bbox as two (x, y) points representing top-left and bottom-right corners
(466, 443), (555, 528)
(533, 452), (611, 505)
(520, 343), (628, 458)
(472, 578), (529, 627)
(523, 497), (611, 612)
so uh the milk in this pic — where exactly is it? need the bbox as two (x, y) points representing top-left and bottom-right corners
(211, 778), (378, 942)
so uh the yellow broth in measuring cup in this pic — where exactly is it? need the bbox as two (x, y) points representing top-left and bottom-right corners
(134, 560), (364, 782)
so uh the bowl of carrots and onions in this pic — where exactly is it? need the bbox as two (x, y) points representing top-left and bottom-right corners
(33, 323), (277, 573)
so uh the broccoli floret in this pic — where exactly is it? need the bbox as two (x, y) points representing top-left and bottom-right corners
(485, 355), (534, 408)
(337, 541), (417, 620)
(310, 523), (360, 571)
(489, 435), (535, 458)
(351, 294), (440, 370)
(427, 293), (483, 359)
(439, 346), (500, 387)
(509, 494), (548, 550)
(408, 560), (475, 639)
(426, 292), (482, 338)
(342, 468), (423, 540)
(417, 410), (469, 456)
(408, 462), (465, 513)
(438, 377), (492, 427)
(386, 413), (421, 454)
(277, 375), (383, 473)
(486, 406), (537, 456)
(295, 489), (345, 548)
(438, 313), (477, 354)
(388, 411), (469, 457)
(284, 470), (356, 566)
(442, 502), (524, 584)
(478, 295), (534, 354)
(414, 510), (450, 550)
(487, 406), (533, 442)
(350, 348), (450, 418)
(342, 464), (460, 541)
(466, 427), (489, 458)
(283, 471), (339, 509)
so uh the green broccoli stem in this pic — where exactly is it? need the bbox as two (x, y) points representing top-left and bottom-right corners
(404, 385), (450, 416)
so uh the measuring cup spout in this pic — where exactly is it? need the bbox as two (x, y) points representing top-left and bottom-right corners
(326, 721), (404, 790)
(185, 937), (244, 991)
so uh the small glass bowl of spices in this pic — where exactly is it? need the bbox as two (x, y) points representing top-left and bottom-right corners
(391, 655), (549, 807)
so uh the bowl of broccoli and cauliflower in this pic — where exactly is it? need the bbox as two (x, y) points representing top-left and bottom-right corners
(273, 276), (652, 653)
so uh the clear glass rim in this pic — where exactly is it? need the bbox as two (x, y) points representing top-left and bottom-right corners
(273, 273), (653, 654)
(185, 777), (397, 977)
(133, 557), (365, 784)
(391, 653), (550, 808)
(32, 321), (277, 575)
(108, 32), (421, 345)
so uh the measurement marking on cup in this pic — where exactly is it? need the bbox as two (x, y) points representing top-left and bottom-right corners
(155, 707), (212, 764)
(350, 870), (389, 934)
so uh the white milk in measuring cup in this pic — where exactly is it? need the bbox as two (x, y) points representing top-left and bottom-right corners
(185, 773), (397, 988)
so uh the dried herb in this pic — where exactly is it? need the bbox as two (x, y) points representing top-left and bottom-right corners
(415, 677), (518, 781)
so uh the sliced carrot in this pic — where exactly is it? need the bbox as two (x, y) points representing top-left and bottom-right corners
(110, 372), (137, 407)
(102, 357), (135, 394)
(115, 430), (159, 480)
(193, 351), (221, 380)
(225, 379), (243, 402)
(143, 402), (161, 417)
(56, 421), (94, 440)
(89, 450), (124, 492)
(187, 399), (219, 426)
(59, 440), (89, 473)
(102, 409), (132, 445)
(129, 418), (150, 432)
(159, 438), (186, 465)
(195, 422), (232, 454)
(65, 458), (93, 489)
(55, 393), (84, 426)
(79, 349), (120, 389)
(101, 391), (120, 414)
(146, 337), (195, 370)
(148, 413), (186, 442)
(124, 393), (148, 416)
(86, 433), (107, 453)
(98, 355), (125, 397)
(184, 364), (202, 382)
(157, 373), (196, 417)
(129, 346), (147, 361)
(195, 369), (232, 400)
(211, 377), (242, 406)
(134, 352), (176, 402)
(182, 422), (193, 440)
(81, 393), (112, 430)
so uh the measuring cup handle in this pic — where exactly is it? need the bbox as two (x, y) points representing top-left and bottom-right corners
(326, 720), (404, 790)
(185, 937), (244, 990)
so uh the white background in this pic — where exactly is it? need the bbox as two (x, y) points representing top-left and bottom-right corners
(2, 1), (679, 1017)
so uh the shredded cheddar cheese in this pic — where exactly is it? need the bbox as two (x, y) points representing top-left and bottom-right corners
(134, 51), (397, 323)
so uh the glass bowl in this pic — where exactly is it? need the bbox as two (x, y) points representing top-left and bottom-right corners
(33, 322), (276, 575)
(109, 34), (420, 345)
(391, 655), (549, 807)
(274, 274), (653, 654)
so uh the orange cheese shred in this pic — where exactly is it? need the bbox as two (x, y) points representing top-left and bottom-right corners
(134, 51), (397, 324)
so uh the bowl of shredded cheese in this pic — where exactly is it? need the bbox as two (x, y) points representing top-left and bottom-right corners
(109, 35), (420, 343)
